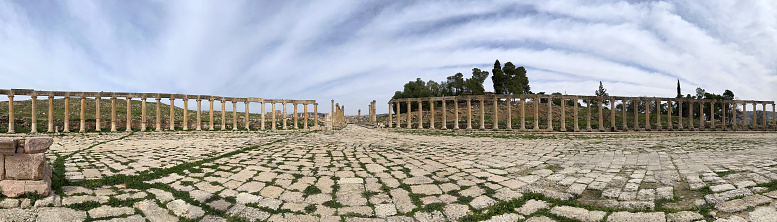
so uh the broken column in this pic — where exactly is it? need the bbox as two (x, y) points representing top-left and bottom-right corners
(0, 137), (53, 198)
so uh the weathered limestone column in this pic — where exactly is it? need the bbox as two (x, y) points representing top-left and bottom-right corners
(573, 98), (579, 131)
(633, 99), (638, 130)
(688, 101), (694, 129)
(645, 99), (650, 130)
(667, 100), (672, 129)
(699, 102), (704, 128)
(773, 104), (776, 127)
(313, 103), (318, 128)
(610, 98), (616, 129)
(303, 103), (308, 129)
(678, 101), (683, 129)
(407, 101), (412, 129)
(95, 96), (101, 131)
(232, 101), (238, 130)
(261, 101), (266, 130)
(293, 103), (298, 129)
(586, 99), (591, 131)
(208, 99), (215, 130)
(394, 102), (400, 128)
(441, 99), (447, 129)
(221, 99), (227, 130)
(506, 98), (512, 130)
(481, 99), (487, 130)
(467, 99), (473, 129)
(64, 96), (70, 132)
(547, 98), (552, 130)
(6, 94), (13, 134)
(183, 98), (188, 130)
(126, 97), (132, 132)
(388, 102), (393, 128)
(493, 97), (499, 130)
(430, 99), (435, 129)
(282, 102), (288, 130)
(560, 97), (566, 131)
(31, 95), (38, 133)
(622, 99), (628, 130)
(656, 99), (661, 129)
(271, 103), (276, 130)
(722, 102), (726, 129)
(196, 99), (202, 131)
(245, 101), (250, 130)
(141, 97), (147, 131)
(710, 101), (715, 128)
(48, 95), (54, 132)
(169, 97), (175, 130)
(742, 102), (747, 128)
(155, 97), (162, 131)
(454, 99), (460, 129)
(598, 98), (603, 131)
(330, 100), (335, 127)
(111, 96), (117, 132)
(762, 103), (767, 128)
(418, 101), (424, 129)
(79, 96), (86, 132)
(520, 98), (526, 130)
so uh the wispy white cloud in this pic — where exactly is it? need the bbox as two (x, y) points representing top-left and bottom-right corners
(0, 0), (775, 113)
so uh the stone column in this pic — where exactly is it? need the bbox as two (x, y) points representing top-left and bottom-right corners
(169, 97), (175, 130)
(547, 98), (552, 130)
(656, 99), (661, 129)
(304, 103), (308, 129)
(678, 101), (683, 129)
(610, 98), (616, 129)
(31, 95), (38, 133)
(622, 99), (628, 130)
(245, 101), (250, 130)
(221, 99), (227, 130)
(394, 102), (400, 128)
(418, 101), (424, 129)
(467, 99), (473, 129)
(48, 95), (54, 132)
(520, 98), (526, 130)
(293, 103), (299, 129)
(506, 98), (512, 130)
(407, 101), (412, 129)
(722, 102), (726, 129)
(454, 99), (460, 129)
(388, 102), (393, 128)
(282, 102), (288, 130)
(699, 102), (704, 128)
(710, 102), (715, 128)
(271, 103), (276, 130)
(261, 101), (266, 130)
(141, 97), (147, 131)
(560, 97), (566, 131)
(481, 99), (486, 130)
(441, 99), (447, 129)
(331, 100), (335, 127)
(493, 97), (499, 130)
(761, 103), (766, 128)
(64, 96), (69, 132)
(598, 99), (603, 131)
(688, 101), (694, 129)
(430, 99), (435, 129)
(633, 99), (638, 130)
(126, 97), (132, 132)
(645, 99), (650, 130)
(95, 96), (101, 131)
(111, 96), (117, 132)
(742, 102), (747, 128)
(573, 98), (579, 131)
(209, 99), (215, 130)
(155, 97), (162, 131)
(233, 101), (238, 130)
(6, 94), (13, 134)
(773, 104), (776, 127)
(667, 100), (672, 129)
(314, 103), (318, 128)
(196, 99), (202, 131)
(586, 99), (591, 131)
(183, 99), (188, 130)
(535, 97), (540, 130)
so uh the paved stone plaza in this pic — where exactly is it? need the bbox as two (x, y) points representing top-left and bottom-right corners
(3, 126), (777, 221)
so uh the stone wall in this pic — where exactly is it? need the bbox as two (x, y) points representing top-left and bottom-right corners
(0, 137), (53, 197)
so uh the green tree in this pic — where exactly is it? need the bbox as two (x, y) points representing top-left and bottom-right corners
(594, 81), (610, 106)
(491, 60), (507, 94)
(446, 73), (465, 95)
(464, 68), (489, 94)
(676, 80), (682, 98)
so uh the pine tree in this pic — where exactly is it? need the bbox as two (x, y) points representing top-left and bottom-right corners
(491, 60), (506, 94)
(676, 80), (681, 98)
(595, 81), (610, 106)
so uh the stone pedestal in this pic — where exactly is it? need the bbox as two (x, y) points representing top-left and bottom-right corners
(0, 137), (53, 198)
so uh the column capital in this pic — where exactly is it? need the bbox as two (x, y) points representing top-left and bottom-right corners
(48, 95), (54, 99)
(31, 95), (37, 99)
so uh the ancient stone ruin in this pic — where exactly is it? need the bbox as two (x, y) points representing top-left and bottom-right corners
(0, 137), (53, 198)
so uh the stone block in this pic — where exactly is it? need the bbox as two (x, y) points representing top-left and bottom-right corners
(5, 153), (46, 180)
(0, 180), (25, 198)
(0, 138), (16, 155)
(24, 137), (52, 154)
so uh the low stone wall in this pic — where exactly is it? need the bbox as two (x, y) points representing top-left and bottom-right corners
(0, 137), (52, 197)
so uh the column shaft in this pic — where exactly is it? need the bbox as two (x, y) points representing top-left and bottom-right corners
(430, 100), (434, 129)
(678, 101), (683, 128)
(282, 102), (287, 130)
(271, 103), (276, 130)
(586, 99), (591, 131)
(546, 98), (552, 130)
(261, 102), (266, 130)
(573, 98), (579, 131)
(31, 95), (38, 133)
(183, 99), (188, 130)
(667, 101), (672, 129)
(634, 100), (638, 129)
(293, 103), (298, 129)
(233, 101), (238, 130)
(699, 102), (704, 128)
(196, 99), (202, 130)
(156, 98), (161, 131)
(656, 100), (661, 129)
(95, 96), (101, 131)
(303, 103), (308, 129)
(467, 99), (472, 129)
(743, 103), (747, 129)
(534, 97), (539, 130)
(111, 97), (116, 132)
(441, 100), (447, 129)
(407, 101), (412, 129)
(506, 98), (512, 130)
(480, 99), (486, 130)
(126, 97), (132, 132)
(80, 96), (86, 132)
(610, 99), (615, 129)
(688, 101), (694, 129)
(170, 98), (175, 130)
(141, 98), (147, 131)
(48, 96), (54, 132)
(7, 95), (13, 134)
(314, 103), (318, 128)
(493, 97), (498, 130)
(645, 100), (650, 129)
(209, 99), (214, 130)
(598, 99), (603, 131)
(710, 102), (715, 128)
(454, 100), (460, 129)
(560, 97), (566, 131)
(762, 103), (766, 128)
(221, 100), (226, 130)
(622, 100), (627, 130)
(245, 101), (250, 130)
(64, 96), (69, 132)
(520, 98), (525, 130)
(418, 101), (423, 129)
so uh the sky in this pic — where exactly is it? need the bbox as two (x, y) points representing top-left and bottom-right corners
(1, 0), (776, 114)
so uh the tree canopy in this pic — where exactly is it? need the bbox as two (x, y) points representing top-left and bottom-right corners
(492, 60), (530, 95)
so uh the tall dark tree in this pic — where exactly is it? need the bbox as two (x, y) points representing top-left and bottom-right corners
(676, 80), (682, 98)
(594, 81), (610, 106)
(446, 73), (465, 95)
(464, 68), (489, 94)
(491, 60), (507, 94)
(511, 65), (530, 94)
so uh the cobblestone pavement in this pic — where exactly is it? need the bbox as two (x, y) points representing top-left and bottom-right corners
(4, 125), (777, 221)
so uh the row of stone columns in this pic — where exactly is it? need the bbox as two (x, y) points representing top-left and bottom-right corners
(3, 92), (320, 133)
(388, 96), (777, 131)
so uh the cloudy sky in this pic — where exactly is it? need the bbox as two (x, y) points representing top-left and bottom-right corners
(1, 0), (776, 114)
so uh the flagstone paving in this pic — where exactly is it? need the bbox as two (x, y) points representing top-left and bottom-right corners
(4, 125), (777, 221)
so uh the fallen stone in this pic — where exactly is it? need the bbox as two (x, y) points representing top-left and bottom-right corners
(36, 207), (87, 222)
(24, 137), (53, 154)
(549, 206), (606, 222)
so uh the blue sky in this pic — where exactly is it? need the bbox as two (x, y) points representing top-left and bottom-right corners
(1, 0), (776, 114)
